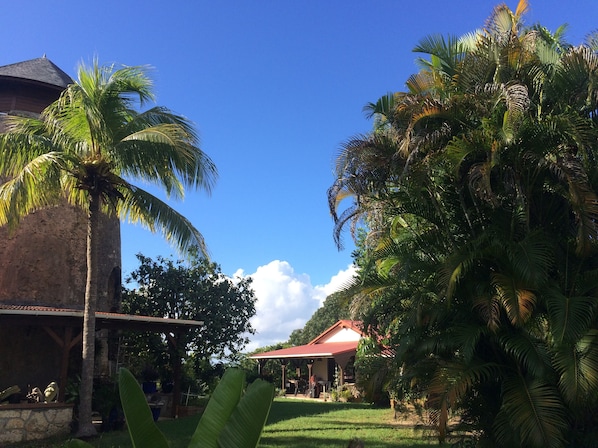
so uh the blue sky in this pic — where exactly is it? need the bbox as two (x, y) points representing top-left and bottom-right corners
(2, 1), (596, 349)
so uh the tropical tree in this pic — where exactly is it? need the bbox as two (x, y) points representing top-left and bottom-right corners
(0, 61), (217, 436)
(330, 1), (598, 446)
(121, 252), (257, 389)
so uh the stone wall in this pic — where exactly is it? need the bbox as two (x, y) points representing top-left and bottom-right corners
(0, 403), (73, 445)
(0, 205), (122, 384)
(0, 204), (121, 310)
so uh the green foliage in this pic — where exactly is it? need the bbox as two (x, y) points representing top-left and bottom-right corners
(65, 367), (274, 448)
(242, 342), (291, 387)
(92, 377), (122, 431)
(194, 369), (275, 448)
(354, 338), (398, 406)
(190, 369), (244, 447)
(287, 291), (352, 346)
(329, 2), (598, 446)
(121, 252), (256, 382)
(120, 368), (170, 447)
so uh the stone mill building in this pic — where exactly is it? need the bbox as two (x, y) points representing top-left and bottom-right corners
(0, 60), (203, 435)
(0, 57), (122, 398)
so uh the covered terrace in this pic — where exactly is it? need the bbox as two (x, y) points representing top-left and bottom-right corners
(0, 304), (203, 416)
(250, 320), (363, 397)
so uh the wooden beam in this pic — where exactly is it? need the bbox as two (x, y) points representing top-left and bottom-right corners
(58, 327), (74, 402)
(42, 326), (81, 402)
(43, 326), (64, 347)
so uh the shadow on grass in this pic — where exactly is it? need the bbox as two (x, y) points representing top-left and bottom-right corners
(265, 419), (441, 442)
(267, 399), (370, 425)
(291, 419), (435, 432)
(260, 434), (436, 448)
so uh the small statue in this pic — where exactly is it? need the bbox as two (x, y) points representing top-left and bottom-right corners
(27, 387), (43, 403)
(44, 381), (58, 402)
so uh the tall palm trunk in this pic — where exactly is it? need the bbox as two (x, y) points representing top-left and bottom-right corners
(76, 192), (101, 437)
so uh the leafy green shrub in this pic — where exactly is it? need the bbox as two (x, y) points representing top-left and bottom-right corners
(340, 388), (354, 402)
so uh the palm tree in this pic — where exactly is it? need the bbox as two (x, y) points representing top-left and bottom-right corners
(0, 61), (217, 436)
(330, 1), (598, 445)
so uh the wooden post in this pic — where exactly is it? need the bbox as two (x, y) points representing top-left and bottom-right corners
(59, 327), (73, 402)
(257, 359), (266, 377)
(280, 359), (288, 392)
(166, 333), (181, 418)
(43, 326), (81, 402)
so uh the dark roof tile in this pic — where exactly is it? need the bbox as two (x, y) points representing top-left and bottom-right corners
(0, 57), (72, 88)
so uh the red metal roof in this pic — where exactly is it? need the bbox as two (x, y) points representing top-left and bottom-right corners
(249, 320), (364, 360)
(250, 340), (358, 360)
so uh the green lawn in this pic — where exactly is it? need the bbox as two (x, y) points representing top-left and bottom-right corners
(259, 399), (441, 448)
(17, 398), (447, 447)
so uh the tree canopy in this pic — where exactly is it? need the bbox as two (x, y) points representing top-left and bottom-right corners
(121, 252), (257, 386)
(330, 1), (598, 446)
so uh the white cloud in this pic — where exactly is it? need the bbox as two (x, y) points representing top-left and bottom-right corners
(314, 264), (358, 306)
(234, 260), (357, 352)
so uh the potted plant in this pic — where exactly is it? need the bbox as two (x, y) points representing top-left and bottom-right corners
(141, 366), (159, 394)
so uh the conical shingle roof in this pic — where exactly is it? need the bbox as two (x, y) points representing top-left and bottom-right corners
(0, 57), (72, 88)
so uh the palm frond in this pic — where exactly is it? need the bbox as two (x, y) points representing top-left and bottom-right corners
(0, 153), (66, 229)
(0, 117), (57, 174)
(498, 332), (551, 378)
(499, 376), (567, 448)
(545, 288), (595, 345)
(428, 360), (503, 409)
(118, 184), (208, 257)
(506, 231), (553, 287)
(492, 272), (536, 327)
(119, 140), (216, 197)
(553, 330), (598, 406)
(448, 323), (490, 361)
(413, 34), (466, 79)
(363, 92), (395, 122)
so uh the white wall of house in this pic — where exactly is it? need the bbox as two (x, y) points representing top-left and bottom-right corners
(312, 360), (328, 381)
(321, 327), (361, 343)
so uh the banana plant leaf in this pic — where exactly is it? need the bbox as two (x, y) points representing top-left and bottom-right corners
(189, 368), (245, 448)
(118, 367), (169, 448)
(218, 378), (275, 448)
(65, 367), (273, 448)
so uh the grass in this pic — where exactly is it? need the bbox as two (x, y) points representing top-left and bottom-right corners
(16, 398), (447, 448)
(259, 399), (441, 448)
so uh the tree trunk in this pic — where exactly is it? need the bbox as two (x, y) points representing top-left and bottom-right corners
(75, 193), (101, 437)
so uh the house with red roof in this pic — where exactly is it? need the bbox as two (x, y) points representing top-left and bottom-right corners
(250, 320), (364, 396)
